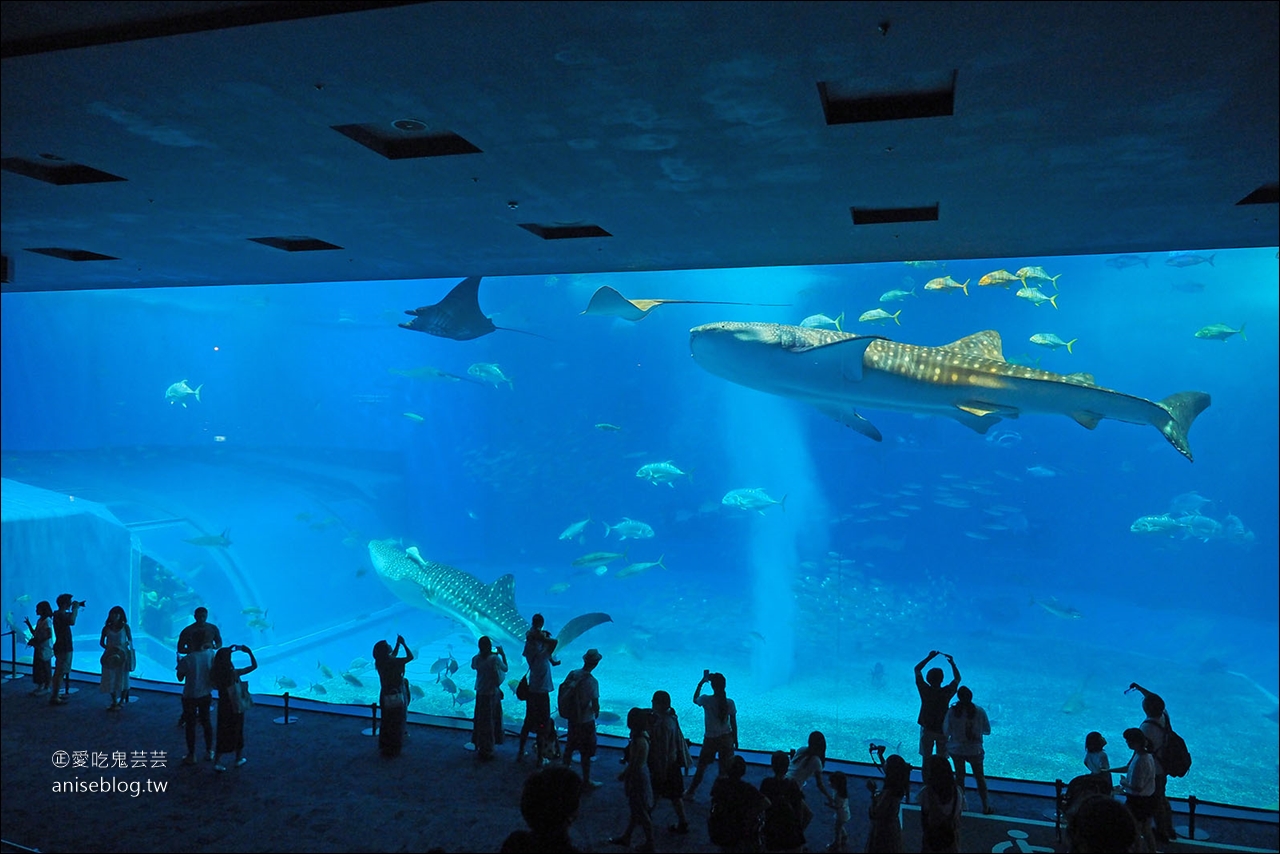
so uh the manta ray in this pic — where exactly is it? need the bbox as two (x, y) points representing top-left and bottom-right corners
(690, 323), (1210, 461)
(367, 539), (611, 649)
(581, 286), (787, 322)
(400, 276), (547, 340)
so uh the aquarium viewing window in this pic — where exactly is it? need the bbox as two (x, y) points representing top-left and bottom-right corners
(1, 246), (1276, 809)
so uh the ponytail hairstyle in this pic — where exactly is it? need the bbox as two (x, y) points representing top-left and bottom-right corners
(709, 672), (729, 725)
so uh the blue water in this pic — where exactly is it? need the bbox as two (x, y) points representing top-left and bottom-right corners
(2, 247), (1276, 808)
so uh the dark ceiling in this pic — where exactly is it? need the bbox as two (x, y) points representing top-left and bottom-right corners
(1, 0), (1277, 293)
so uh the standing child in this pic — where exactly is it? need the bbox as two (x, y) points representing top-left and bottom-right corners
(609, 707), (655, 852)
(826, 771), (850, 852)
(1084, 731), (1110, 776)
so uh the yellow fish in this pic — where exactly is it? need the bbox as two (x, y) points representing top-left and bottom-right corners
(1015, 266), (1062, 289)
(978, 270), (1019, 288)
(923, 276), (970, 296)
(402, 412), (425, 423)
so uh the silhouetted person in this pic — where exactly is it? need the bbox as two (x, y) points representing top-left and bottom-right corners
(610, 707), (655, 852)
(1067, 793), (1139, 853)
(1115, 727), (1157, 853)
(26, 601), (54, 695)
(49, 593), (84, 705)
(1084, 731), (1110, 777)
(562, 648), (602, 787)
(177, 606), (222, 654)
(98, 605), (133, 710)
(913, 650), (960, 782)
(760, 750), (806, 852)
(177, 640), (216, 764)
(825, 771), (851, 853)
(1131, 682), (1177, 842)
(500, 764), (583, 853)
(709, 754), (770, 853)
(472, 635), (508, 760)
(866, 754), (910, 853)
(648, 689), (691, 834)
(684, 670), (737, 801)
(210, 644), (258, 771)
(918, 754), (963, 853)
(518, 613), (559, 764)
(373, 635), (414, 757)
(786, 730), (832, 827)
(176, 606), (221, 727)
(942, 686), (991, 813)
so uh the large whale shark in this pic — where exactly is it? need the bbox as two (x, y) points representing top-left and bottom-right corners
(368, 539), (611, 649)
(690, 323), (1210, 461)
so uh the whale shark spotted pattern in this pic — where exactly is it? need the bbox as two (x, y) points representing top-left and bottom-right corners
(689, 323), (1210, 461)
(367, 539), (611, 649)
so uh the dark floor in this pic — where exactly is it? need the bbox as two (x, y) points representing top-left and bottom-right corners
(2, 672), (1276, 853)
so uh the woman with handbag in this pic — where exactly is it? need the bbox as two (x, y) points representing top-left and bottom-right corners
(98, 606), (134, 711)
(211, 644), (258, 772)
(27, 601), (54, 695)
(373, 635), (414, 757)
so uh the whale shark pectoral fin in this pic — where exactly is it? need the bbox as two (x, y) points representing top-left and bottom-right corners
(1071, 410), (1104, 430)
(558, 612), (613, 650)
(816, 405), (882, 442)
(952, 408), (1004, 434)
(956, 401), (1018, 419)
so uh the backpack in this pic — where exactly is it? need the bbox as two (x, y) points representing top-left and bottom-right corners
(1155, 723), (1192, 778)
(557, 670), (583, 720)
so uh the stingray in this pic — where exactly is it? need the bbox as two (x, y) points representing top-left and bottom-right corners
(581, 285), (787, 322)
(400, 276), (547, 340)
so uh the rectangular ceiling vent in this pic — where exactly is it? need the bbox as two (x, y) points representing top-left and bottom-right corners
(332, 122), (482, 160)
(248, 236), (343, 252)
(1236, 183), (1278, 205)
(850, 204), (939, 226)
(818, 71), (957, 125)
(25, 247), (119, 261)
(1, 156), (127, 185)
(519, 223), (612, 240)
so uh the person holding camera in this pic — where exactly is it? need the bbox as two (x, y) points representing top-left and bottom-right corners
(914, 650), (961, 784)
(374, 634), (415, 758)
(472, 635), (507, 760)
(1128, 682), (1178, 842)
(683, 671), (737, 803)
(866, 754), (911, 853)
(210, 643), (258, 771)
(49, 593), (85, 706)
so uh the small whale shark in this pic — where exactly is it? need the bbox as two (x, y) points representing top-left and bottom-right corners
(368, 539), (610, 649)
(689, 323), (1210, 461)
(184, 528), (231, 547)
